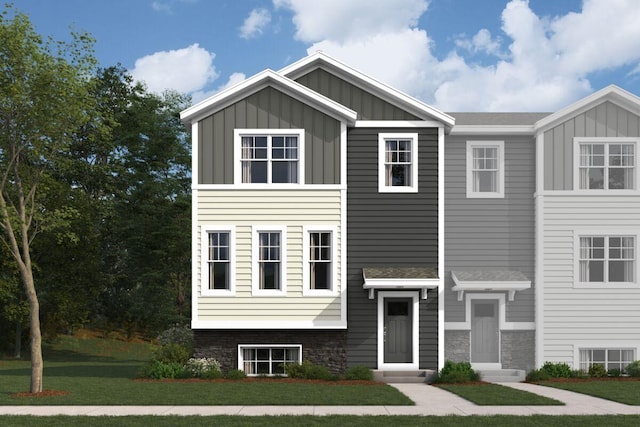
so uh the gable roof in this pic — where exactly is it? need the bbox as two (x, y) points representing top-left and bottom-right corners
(534, 85), (640, 133)
(280, 52), (455, 129)
(180, 68), (357, 126)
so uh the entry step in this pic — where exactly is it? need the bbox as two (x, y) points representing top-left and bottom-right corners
(477, 369), (526, 383)
(373, 370), (435, 383)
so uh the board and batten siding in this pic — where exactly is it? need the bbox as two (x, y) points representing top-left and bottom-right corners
(444, 136), (536, 323)
(295, 68), (420, 121)
(196, 189), (342, 321)
(544, 101), (640, 191)
(542, 194), (640, 364)
(346, 127), (439, 369)
(198, 86), (341, 185)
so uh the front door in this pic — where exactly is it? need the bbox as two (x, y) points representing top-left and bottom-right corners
(384, 298), (413, 363)
(471, 300), (499, 363)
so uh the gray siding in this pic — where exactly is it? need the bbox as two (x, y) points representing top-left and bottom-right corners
(544, 101), (640, 190)
(198, 86), (341, 185)
(296, 68), (420, 121)
(346, 127), (439, 369)
(444, 135), (535, 323)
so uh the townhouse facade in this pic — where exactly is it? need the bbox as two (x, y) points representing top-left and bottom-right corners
(181, 52), (640, 376)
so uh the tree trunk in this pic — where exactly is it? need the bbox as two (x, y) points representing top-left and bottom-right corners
(14, 321), (21, 359)
(21, 267), (43, 393)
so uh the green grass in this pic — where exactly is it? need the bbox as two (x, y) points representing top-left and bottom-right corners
(2, 416), (640, 426)
(538, 380), (640, 405)
(435, 383), (564, 406)
(0, 335), (411, 406)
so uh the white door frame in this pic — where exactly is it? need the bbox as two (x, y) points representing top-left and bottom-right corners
(377, 291), (419, 370)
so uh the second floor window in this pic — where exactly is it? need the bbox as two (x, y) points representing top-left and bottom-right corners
(241, 135), (299, 184)
(466, 141), (504, 198)
(579, 236), (635, 283)
(207, 231), (230, 290)
(258, 231), (281, 290)
(378, 133), (418, 193)
(579, 142), (635, 190)
(309, 231), (332, 290)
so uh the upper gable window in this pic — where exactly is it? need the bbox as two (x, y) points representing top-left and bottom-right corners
(576, 138), (638, 190)
(235, 129), (304, 185)
(378, 133), (418, 193)
(466, 141), (505, 198)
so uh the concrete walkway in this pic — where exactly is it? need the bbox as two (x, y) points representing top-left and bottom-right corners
(1, 382), (640, 416)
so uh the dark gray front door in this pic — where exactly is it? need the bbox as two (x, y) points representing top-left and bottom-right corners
(384, 298), (412, 363)
(471, 300), (499, 363)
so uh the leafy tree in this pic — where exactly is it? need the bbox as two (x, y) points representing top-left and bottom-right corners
(0, 6), (101, 392)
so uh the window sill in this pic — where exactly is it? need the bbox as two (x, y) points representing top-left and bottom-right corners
(302, 289), (338, 297)
(251, 289), (287, 297)
(378, 186), (419, 193)
(201, 289), (236, 297)
(466, 192), (505, 199)
(574, 282), (638, 289)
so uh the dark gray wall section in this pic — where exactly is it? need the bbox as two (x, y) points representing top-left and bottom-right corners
(296, 68), (420, 121)
(198, 86), (341, 185)
(444, 135), (535, 323)
(544, 101), (640, 190)
(346, 127), (439, 369)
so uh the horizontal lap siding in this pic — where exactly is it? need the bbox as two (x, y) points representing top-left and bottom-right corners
(543, 195), (640, 365)
(196, 190), (342, 321)
(346, 127), (439, 369)
(445, 136), (536, 323)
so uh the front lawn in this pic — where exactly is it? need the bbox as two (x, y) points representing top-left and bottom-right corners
(435, 383), (563, 406)
(538, 379), (640, 405)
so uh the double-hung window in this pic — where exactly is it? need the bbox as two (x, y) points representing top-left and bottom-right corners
(201, 225), (235, 296)
(303, 226), (337, 295)
(252, 226), (287, 295)
(466, 141), (504, 198)
(378, 133), (418, 193)
(235, 130), (304, 185)
(575, 138), (638, 190)
(578, 235), (636, 284)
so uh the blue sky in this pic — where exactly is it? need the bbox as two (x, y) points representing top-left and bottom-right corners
(14, 0), (640, 111)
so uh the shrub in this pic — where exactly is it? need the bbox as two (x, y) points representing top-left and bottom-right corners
(525, 368), (551, 382)
(626, 360), (640, 377)
(226, 369), (247, 380)
(588, 363), (608, 378)
(608, 368), (622, 377)
(431, 360), (480, 384)
(139, 360), (188, 379)
(284, 361), (332, 380)
(570, 369), (589, 379)
(344, 365), (374, 381)
(152, 343), (191, 365)
(185, 357), (222, 379)
(156, 325), (193, 350)
(541, 361), (572, 378)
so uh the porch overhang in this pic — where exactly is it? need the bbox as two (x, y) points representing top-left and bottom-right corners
(363, 267), (439, 300)
(451, 270), (531, 302)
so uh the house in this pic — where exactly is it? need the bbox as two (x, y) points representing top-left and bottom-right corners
(181, 52), (640, 377)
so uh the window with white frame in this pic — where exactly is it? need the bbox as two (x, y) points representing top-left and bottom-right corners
(579, 348), (635, 372)
(579, 236), (635, 284)
(577, 140), (636, 190)
(236, 130), (303, 184)
(378, 133), (418, 193)
(252, 226), (287, 295)
(466, 141), (504, 198)
(201, 226), (235, 296)
(239, 345), (301, 376)
(303, 226), (336, 294)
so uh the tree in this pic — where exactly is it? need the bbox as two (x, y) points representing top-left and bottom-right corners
(0, 6), (101, 392)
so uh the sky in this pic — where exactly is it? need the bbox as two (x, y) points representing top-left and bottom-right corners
(13, 0), (640, 112)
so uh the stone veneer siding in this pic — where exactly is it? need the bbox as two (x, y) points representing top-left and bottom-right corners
(444, 330), (470, 363)
(500, 330), (535, 372)
(194, 330), (347, 374)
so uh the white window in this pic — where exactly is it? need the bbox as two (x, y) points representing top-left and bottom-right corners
(576, 139), (637, 190)
(579, 236), (635, 284)
(234, 129), (304, 185)
(579, 348), (635, 372)
(378, 133), (418, 193)
(252, 226), (287, 295)
(303, 226), (337, 295)
(466, 141), (505, 198)
(201, 225), (235, 296)
(238, 345), (301, 376)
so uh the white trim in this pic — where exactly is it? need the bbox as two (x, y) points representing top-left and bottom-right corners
(191, 122), (199, 328)
(572, 343), (639, 370)
(238, 344), (302, 376)
(377, 291), (420, 371)
(443, 293), (535, 331)
(234, 129), (305, 185)
(192, 319), (347, 329)
(437, 126), (445, 370)
(466, 140), (505, 198)
(200, 225), (236, 296)
(572, 137), (640, 192)
(450, 125), (534, 136)
(378, 133), (419, 193)
(363, 278), (439, 300)
(572, 229), (640, 288)
(302, 225), (338, 296)
(192, 184), (346, 191)
(535, 132), (545, 368)
(340, 122), (348, 325)
(539, 190), (640, 197)
(355, 120), (444, 128)
(252, 225), (288, 296)
(450, 272), (531, 302)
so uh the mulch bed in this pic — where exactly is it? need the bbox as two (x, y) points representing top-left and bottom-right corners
(539, 377), (640, 383)
(11, 390), (71, 398)
(432, 381), (490, 386)
(135, 378), (384, 386)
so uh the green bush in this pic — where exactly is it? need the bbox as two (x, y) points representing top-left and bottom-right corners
(153, 343), (191, 365)
(525, 368), (551, 382)
(570, 369), (589, 379)
(185, 357), (222, 379)
(608, 368), (622, 377)
(226, 369), (247, 380)
(541, 361), (572, 378)
(626, 360), (640, 377)
(138, 360), (188, 379)
(284, 361), (332, 380)
(344, 365), (374, 381)
(431, 360), (480, 384)
(156, 325), (194, 350)
(588, 363), (608, 378)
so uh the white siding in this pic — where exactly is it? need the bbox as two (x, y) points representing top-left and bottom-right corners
(195, 189), (343, 323)
(542, 194), (640, 365)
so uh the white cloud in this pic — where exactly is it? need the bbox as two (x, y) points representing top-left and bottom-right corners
(455, 29), (503, 57)
(151, 1), (172, 13)
(240, 8), (272, 39)
(130, 44), (218, 94)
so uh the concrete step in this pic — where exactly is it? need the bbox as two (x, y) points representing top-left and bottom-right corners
(373, 370), (435, 383)
(478, 369), (526, 383)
